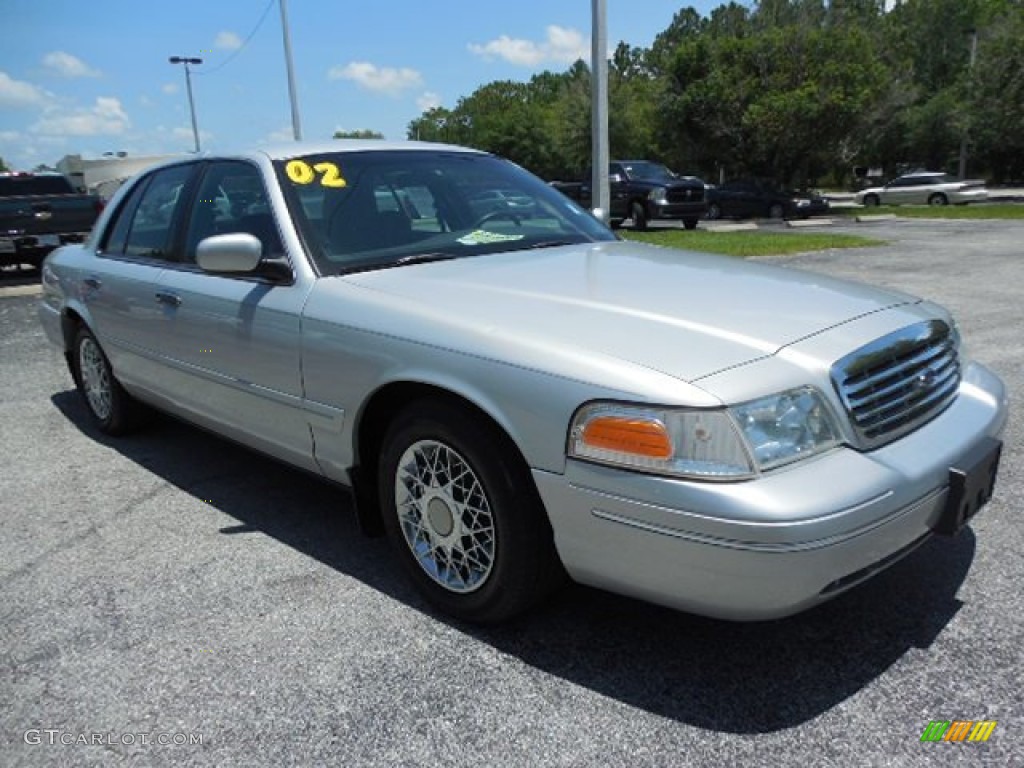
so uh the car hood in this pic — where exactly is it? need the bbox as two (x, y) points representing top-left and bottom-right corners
(339, 240), (919, 383)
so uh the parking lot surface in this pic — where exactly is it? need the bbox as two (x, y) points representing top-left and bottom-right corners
(2, 219), (1021, 766)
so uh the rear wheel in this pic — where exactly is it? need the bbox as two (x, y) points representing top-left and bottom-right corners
(683, 218), (699, 230)
(378, 399), (562, 623)
(630, 201), (648, 231)
(706, 202), (722, 220)
(928, 192), (948, 206)
(72, 326), (147, 435)
(767, 202), (785, 219)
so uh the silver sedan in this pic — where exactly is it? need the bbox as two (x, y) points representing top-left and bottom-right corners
(855, 172), (989, 206)
(38, 142), (1007, 623)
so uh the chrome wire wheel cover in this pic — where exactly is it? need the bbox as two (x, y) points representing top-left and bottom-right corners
(79, 337), (112, 420)
(394, 440), (496, 593)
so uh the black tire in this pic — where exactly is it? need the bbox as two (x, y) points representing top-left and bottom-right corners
(683, 218), (699, 230)
(609, 219), (624, 230)
(378, 399), (563, 623)
(630, 201), (648, 231)
(862, 194), (880, 207)
(767, 202), (785, 219)
(72, 326), (146, 435)
(706, 202), (722, 220)
(928, 192), (948, 206)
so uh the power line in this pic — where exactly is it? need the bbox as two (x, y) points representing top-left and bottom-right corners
(195, 0), (276, 77)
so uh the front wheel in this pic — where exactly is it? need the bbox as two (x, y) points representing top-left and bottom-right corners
(706, 202), (722, 220)
(862, 194), (880, 207)
(683, 218), (699, 230)
(630, 201), (648, 231)
(767, 202), (785, 219)
(928, 192), (948, 206)
(72, 326), (147, 435)
(378, 400), (562, 623)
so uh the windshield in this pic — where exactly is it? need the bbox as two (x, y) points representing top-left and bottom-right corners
(275, 150), (616, 274)
(620, 162), (676, 182)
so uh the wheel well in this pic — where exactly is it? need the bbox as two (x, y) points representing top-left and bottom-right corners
(60, 308), (85, 379)
(349, 381), (530, 536)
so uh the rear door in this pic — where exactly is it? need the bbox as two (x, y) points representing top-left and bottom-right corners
(83, 163), (200, 390)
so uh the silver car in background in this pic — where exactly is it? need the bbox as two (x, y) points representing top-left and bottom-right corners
(855, 172), (989, 206)
(38, 142), (1007, 623)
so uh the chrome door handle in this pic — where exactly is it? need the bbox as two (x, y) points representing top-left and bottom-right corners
(155, 291), (182, 307)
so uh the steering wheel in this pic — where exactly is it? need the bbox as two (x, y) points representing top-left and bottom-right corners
(472, 208), (523, 228)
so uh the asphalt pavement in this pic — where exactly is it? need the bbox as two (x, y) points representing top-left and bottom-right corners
(1, 219), (1022, 767)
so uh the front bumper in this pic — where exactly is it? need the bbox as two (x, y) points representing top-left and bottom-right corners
(649, 201), (706, 221)
(534, 362), (1007, 620)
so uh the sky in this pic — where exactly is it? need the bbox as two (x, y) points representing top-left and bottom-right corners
(0, 0), (722, 170)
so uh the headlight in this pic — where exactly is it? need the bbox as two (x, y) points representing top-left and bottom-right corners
(729, 387), (840, 470)
(648, 187), (668, 203)
(569, 403), (755, 480)
(569, 387), (841, 480)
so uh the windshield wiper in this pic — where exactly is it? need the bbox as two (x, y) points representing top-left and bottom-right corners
(529, 240), (578, 249)
(392, 252), (458, 266)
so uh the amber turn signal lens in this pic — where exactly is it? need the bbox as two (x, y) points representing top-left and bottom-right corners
(581, 417), (673, 459)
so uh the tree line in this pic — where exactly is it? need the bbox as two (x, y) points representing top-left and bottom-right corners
(405, 0), (1024, 187)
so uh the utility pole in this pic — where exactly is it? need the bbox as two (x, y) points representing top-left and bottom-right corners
(957, 28), (978, 179)
(280, 0), (303, 140)
(591, 0), (609, 220)
(168, 56), (203, 153)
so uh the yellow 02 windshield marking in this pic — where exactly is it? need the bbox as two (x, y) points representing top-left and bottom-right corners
(286, 160), (347, 188)
(314, 162), (347, 188)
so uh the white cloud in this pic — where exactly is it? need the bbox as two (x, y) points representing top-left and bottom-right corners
(468, 25), (587, 67)
(417, 91), (442, 111)
(172, 126), (213, 143)
(42, 51), (100, 78)
(265, 127), (295, 142)
(0, 71), (51, 108)
(162, 82), (179, 95)
(214, 31), (243, 51)
(33, 97), (130, 137)
(0, 130), (21, 142)
(328, 61), (423, 95)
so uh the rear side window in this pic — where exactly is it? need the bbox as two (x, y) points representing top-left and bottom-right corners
(101, 165), (197, 261)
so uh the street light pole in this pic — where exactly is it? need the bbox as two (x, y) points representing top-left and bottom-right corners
(957, 29), (978, 179)
(279, 0), (303, 140)
(591, 0), (609, 221)
(168, 56), (203, 153)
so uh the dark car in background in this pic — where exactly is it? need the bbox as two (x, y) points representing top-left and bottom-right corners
(0, 171), (103, 269)
(551, 161), (707, 230)
(706, 179), (830, 220)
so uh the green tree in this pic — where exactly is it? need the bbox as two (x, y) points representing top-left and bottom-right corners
(0, 156), (8, 172)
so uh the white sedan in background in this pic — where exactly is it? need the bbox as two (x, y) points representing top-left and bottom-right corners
(856, 172), (988, 206)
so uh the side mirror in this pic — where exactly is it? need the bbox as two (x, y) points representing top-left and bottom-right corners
(196, 233), (262, 273)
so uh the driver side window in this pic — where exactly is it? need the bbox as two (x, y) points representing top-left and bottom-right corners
(184, 161), (282, 263)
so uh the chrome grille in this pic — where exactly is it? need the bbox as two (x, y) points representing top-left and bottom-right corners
(667, 187), (704, 204)
(831, 320), (960, 449)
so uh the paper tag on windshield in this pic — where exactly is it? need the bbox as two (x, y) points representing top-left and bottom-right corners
(456, 230), (525, 246)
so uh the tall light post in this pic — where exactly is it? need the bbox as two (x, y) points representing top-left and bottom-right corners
(279, 0), (303, 140)
(168, 56), (203, 152)
(957, 28), (978, 179)
(591, 0), (609, 220)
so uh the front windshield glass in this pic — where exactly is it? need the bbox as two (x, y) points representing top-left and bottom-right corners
(275, 150), (616, 274)
(620, 162), (676, 182)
